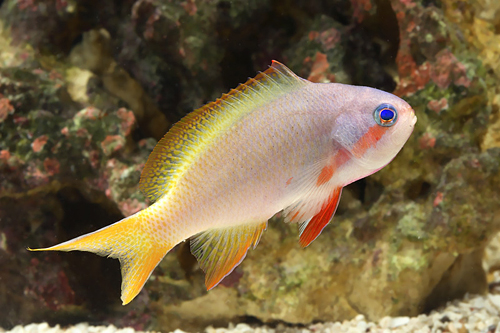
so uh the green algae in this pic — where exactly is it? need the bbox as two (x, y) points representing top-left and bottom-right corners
(396, 203), (428, 241)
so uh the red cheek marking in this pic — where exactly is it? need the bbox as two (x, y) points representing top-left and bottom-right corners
(352, 125), (388, 158)
(286, 177), (293, 186)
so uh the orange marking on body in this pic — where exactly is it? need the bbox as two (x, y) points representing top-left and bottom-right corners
(299, 187), (342, 247)
(317, 165), (335, 186)
(352, 125), (388, 158)
(316, 148), (351, 186)
(286, 177), (293, 186)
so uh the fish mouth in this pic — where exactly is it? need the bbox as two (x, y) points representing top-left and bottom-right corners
(410, 109), (417, 126)
(388, 108), (417, 146)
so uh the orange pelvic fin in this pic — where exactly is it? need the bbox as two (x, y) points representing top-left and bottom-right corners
(299, 187), (343, 247)
(190, 221), (267, 290)
(28, 213), (173, 305)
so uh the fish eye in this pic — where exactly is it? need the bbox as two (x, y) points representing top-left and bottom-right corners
(374, 104), (397, 127)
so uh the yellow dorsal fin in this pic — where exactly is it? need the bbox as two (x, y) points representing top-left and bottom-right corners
(190, 221), (267, 289)
(139, 61), (307, 202)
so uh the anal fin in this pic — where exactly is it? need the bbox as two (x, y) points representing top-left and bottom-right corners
(299, 187), (343, 247)
(191, 221), (267, 290)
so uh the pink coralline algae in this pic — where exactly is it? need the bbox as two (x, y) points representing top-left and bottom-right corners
(17, 0), (37, 11)
(101, 135), (125, 156)
(427, 98), (449, 113)
(143, 8), (160, 40)
(25, 163), (49, 187)
(75, 106), (100, 121)
(48, 69), (63, 81)
(43, 158), (60, 176)
(26, 259), (76, 311)
(119, 198), (148, 217)
(75, 128), (92, 148)
(31, 135), (49, 153)
(181, 0), (197, 16)
(0, 150), (11, 162)
(433, 192), (444, 207)
(308, 28), (341, 51)
(394, 52), (431, 97)
(88, 149), (100, 169)
(75, 128), (90, 138)
(430, 49), (471, 90)
(0, 97), (15, 122)
(470, 158), (481, 169)
(117, 108), (136, 136)
(60, 127), (69, 137)
(400, 0), (416, 9)
(350, 0), (373, 22)
(13, 115), (29, 125)
(394, 49), (470, 97)
(55, 0), (68, 12)
(307, 52), (331, 83)
(391, 2), (471, 98)
(419, 133), (436, 149)
(0, 149), (20, 171)
(308, 31), (320, 40)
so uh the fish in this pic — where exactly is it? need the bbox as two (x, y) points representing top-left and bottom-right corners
(29, 61), (417, 305)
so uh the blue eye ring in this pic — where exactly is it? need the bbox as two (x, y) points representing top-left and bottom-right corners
(374, 104), (397, 127)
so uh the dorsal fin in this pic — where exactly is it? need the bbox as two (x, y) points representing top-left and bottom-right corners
(140, 61), (308, 202)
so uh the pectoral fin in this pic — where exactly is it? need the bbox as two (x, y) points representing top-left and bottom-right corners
(190, 221), (267, 290)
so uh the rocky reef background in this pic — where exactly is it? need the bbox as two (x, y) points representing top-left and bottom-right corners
(0, 0), (499, 331)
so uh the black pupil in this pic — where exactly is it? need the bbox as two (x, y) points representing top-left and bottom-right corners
(380, 109), (394, 121)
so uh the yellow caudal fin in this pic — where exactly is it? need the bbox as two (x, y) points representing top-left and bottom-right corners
(28, 213), (173, 305)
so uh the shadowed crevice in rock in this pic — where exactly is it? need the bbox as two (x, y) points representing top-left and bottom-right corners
(215, 0), (299, 90)
(24, 186), (152, 328)
(0, 188), (123, 329)
(406, 180), (432, 201)
(54, 187), (123, 310)
(423, 249), (487, 313)
(343, 0), (400, 91)
(69, 29), (170, 140)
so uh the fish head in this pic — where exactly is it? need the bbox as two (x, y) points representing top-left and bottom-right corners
(330, 85), (417, 172)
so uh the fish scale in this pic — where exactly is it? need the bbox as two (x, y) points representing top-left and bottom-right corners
(29, 61), (416, 305)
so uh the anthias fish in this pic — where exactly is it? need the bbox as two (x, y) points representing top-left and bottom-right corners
(30, 61), (417, 305)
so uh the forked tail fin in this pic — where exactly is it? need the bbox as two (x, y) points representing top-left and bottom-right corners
(28, 212), (173, 305)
